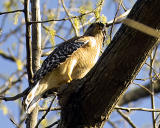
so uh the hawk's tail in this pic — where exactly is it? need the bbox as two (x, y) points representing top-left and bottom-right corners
(23, 82), (42, 114)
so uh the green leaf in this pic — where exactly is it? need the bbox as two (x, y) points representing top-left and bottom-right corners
(1, 104), (8, 115)
(74, 18), (80, 33)
(49, 29), (56, 47)
(16, 59), (23, 71)
(100, 14), (107, 24)
(41, 119), (48, 127)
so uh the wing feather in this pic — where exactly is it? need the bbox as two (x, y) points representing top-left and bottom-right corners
(32, 39), (87, 85)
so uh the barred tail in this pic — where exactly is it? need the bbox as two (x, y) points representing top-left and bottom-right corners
(23, 82), (41, 114)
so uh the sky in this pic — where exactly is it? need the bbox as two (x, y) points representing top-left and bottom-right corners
(0, 0), (160, 128)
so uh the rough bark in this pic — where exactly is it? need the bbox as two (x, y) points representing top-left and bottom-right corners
(58, 0), (160, 127)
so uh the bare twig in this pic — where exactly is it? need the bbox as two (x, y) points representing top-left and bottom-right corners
(145, 62), (160, 79)
(0, 50), (16, 62)
(29, 2), (101, 24)
(115, 106), (160, 112)
(9, 117), (21, 128)
(61, 0), (78, 36)
(107, 9), (130, 24)
(29, 13), (91, 24)
(0, 23), (24, 44)
(0, 87), (29, 101)
(35, 97), (55, 128)
(149, 45), (159, 128)
(110, 0), (123, 41)
(0, 72), (26, 95)
(8, 113), (22, 128)
(117, 110), (136, 128)
(0, 9), (24, 15)
(132, 82), (152, 95)
(42, 24), (67, 41)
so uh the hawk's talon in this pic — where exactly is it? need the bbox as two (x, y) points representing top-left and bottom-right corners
(67, 74), (72, 83)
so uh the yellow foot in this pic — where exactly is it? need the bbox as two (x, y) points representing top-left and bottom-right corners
(67, 74), (72, 83)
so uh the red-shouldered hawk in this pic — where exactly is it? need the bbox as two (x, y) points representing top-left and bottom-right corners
(23, 22), (106, 114)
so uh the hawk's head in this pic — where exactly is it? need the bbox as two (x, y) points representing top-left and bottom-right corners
(84, 22), (107, 44)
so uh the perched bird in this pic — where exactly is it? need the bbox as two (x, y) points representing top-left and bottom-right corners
(23, 22), (106, 114)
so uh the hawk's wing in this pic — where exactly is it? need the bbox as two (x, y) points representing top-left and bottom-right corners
(32, 38), (87, 85)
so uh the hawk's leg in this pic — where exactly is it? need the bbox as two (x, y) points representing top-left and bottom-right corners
(67, 73), (72, 83)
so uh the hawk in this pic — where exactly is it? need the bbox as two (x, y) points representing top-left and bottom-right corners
(23, 22), (107, 114)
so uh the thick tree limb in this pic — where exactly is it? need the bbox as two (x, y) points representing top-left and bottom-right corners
(119, 80), (160, 106)
(26, 0), (42, 128)
(58, 0), (160, 127)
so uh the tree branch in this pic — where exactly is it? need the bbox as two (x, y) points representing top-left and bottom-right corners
(0, 9), (24, 15)
(119, 80), (160, 106)
(28, 2), (102, 24)
(117, 110), (136, 128)
(0, 88), (29, 101)
(35, 97), (55, 128)
(115, 106), (160, 112)
(0, 50), (16, 62)
(24, 0), (33, 84)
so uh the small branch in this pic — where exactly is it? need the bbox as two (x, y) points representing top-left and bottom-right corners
(61, 0), (78, 36)
(9, 118), (21, 128)
(132, 82), (152, 95)
(0, 23), (24, 43)
(107, 9), (131, 24)
(42, 24), (67, 41)
(0, 72), (26, 95)
(0, 50), (16, 62)
(149, 47), (158, 128)
(0, 9), (24, 15)
(117, 110), (136, 128)
(115, 106), (160, 112)
(29, 3), (100, 24)
(145, 62), (160, 79)
(110, 0), (123, 40)
(9, 116), (21, 128)
(0, 87), (29, 101)
(35, 97), (55, 128)
(29, 13), (90, 24)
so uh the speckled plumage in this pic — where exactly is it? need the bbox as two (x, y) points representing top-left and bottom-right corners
(23, 22), (107, 114)
(33, 40), (86, 85)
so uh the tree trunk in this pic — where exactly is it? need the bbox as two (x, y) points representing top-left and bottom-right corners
(26, 0), (41, 128)
(58, 0), (160, 127)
